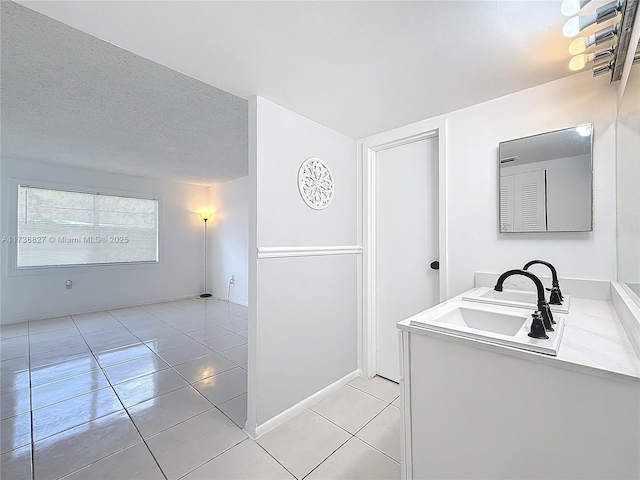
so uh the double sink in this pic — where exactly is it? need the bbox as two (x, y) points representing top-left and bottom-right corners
(409, 285), (568, 356)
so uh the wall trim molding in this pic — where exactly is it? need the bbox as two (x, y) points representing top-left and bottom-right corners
(245, 369), (360, 439)
(257, 245), (363, 259)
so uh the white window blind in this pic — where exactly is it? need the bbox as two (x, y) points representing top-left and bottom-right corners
(16, 186), (158, 267)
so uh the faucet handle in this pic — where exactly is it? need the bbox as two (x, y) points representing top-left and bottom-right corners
(528, 312), (549, 340)
(547, 287), (563, 305)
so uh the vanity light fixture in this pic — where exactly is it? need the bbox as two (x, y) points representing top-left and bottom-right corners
(569, 45), (615, 70)
(568, 24), (618, 54)
(561, 0), (638, 82)
(592, 60), (614, 76)
(562, 0), (621, 37)
(591, 41), (636, 76)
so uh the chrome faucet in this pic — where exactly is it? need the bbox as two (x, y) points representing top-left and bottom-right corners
(523, 260), (563, 305)
(494, 269), (554, 339)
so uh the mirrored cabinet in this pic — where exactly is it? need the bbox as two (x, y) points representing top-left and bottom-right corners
(499, 125), (593, 233)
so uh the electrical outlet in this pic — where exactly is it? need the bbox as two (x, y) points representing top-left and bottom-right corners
(65, 280), (72, 289)
(230, 275), (235, 285)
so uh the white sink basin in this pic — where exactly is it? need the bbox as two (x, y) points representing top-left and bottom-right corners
(409, 301), (564, 356)
(462, 287), (570, 314)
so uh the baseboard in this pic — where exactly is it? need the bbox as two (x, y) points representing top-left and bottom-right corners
(245, 369), (361, 439)
(1, 292), (203, 325)
(210, 293), (248, 307)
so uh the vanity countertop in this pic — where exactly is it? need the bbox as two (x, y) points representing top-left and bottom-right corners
(398, 288), (640, 382)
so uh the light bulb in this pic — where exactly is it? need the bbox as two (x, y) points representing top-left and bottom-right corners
(569, 37), (587, 54)
(569, 33), (598, 54)
(563, 13), (597, 37)
(561, 0), (592, 17)
(563, 17), (581, 37)
(569, 53), (596, 70)
(569, 54), (587, 70)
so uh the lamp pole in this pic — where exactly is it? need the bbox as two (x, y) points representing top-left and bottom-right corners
(200, 214), (212, 298)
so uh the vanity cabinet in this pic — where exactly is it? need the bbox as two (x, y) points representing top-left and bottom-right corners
(397, 286), (640, 479)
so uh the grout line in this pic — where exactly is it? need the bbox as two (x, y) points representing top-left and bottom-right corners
(57, 440), (158, 480)
(127, 434), (169, 480)
(255, 440), (299, 479)
(352, 404), (401, 464)
(124, 302), (249, 476)
(27, 321), (35, 480)
(300, 433), (354, 480)
(110, 378), (218, 448)
(306, 407), (357, 437)
(346, 381), (400, 404)
(22, 299), (248, 480)
(355, 436), (401, 465)
(304, 393), (400, 460)
(45, 314), (169, 480)
(177, 432), (248, 479)
(30, 382), (112, 414)
(300, 408), (401, 480)
(351, 404), (389, 435)
(76, 328), (169, 480)
(213, 399), (247, 428)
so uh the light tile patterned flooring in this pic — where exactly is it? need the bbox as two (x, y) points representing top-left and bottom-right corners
(0, 298), (400, 479)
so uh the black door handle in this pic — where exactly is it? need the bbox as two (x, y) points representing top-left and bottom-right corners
(430, 261), (440, 270)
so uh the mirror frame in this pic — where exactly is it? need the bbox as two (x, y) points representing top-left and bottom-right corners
(498, 124), (594, 234)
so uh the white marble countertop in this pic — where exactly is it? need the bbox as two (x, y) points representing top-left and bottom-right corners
(556, 297), (639, 378)
(398, 288), (640, 383)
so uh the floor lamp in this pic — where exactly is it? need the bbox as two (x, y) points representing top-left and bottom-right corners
(200, 212), (212, 298)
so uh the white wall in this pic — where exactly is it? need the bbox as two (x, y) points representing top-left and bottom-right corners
(209, 176), (249, 306)
(444, 72), (617, 297)
(421, 72), (616, 297)
(1, 157), (210, 323)
(0, 158), (3, 323)
(247, 96), (359, 434)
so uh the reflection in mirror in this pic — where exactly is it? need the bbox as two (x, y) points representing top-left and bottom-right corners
(499, 125), (593, 233)
(616, 62), (640, 303)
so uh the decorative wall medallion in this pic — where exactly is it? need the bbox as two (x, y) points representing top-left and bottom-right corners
(298, 157), (334, 210)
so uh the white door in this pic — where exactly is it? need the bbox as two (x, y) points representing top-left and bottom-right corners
(500, 170), (547, 232)
(375, 137), (440, 381)
(513, 170), (547, 232)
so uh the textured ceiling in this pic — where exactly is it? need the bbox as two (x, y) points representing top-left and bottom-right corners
(3, 1), (612, 183)
(1, 1), (248, 185)
(14, 0), (610, 141)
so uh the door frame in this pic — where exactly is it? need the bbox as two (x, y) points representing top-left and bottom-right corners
(358, 116), (448, 378)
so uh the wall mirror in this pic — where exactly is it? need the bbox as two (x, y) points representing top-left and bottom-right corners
(499, 125), (593, 233)
(616, 63), (640, 304)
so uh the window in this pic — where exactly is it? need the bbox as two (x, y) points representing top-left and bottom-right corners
(16, 186), (158, 268)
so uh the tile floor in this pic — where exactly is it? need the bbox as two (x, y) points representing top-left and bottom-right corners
(0, 298), (400, 479)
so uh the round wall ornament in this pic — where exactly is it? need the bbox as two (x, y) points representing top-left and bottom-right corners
(297, 157), (334, 210)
